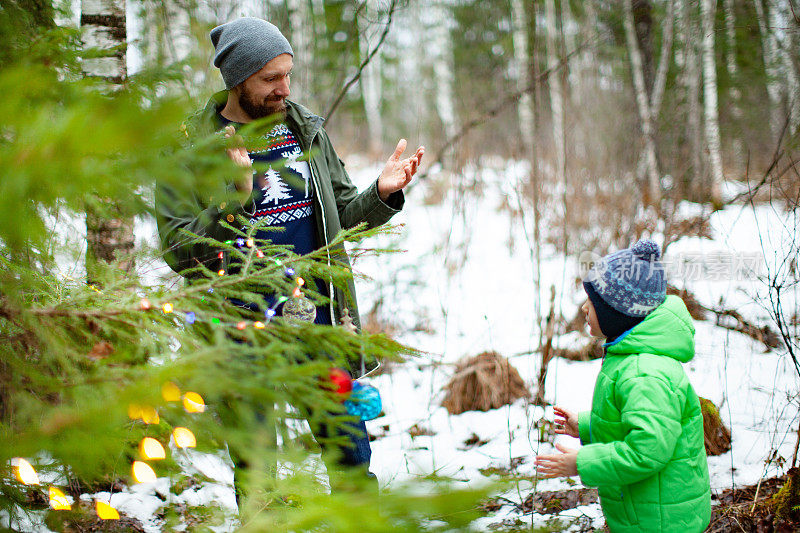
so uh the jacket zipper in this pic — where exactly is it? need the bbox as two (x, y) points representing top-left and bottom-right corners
(303, 127), (337, 326)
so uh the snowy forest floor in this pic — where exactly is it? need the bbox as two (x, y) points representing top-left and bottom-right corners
(21, 158), (798, 532)
(349, 159), (798, 532)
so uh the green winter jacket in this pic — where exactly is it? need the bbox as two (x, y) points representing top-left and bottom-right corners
(576, 295), (711, 532)
(155, 91), (403, 377)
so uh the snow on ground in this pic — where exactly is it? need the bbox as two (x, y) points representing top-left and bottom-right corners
(30, 161), (796, 531)
(345, 160), (798, 530)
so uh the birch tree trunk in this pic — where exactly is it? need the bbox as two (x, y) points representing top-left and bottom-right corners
(753, 0), (783, 140)
(287, 0), (310, 102)
(632, 0), (656, 102)
(623, 0), (660, 204)
(772, 1), (800, 134)
(428, 0), (458, 158)
(650, 0), (675, 119)
(357, 0), (385, 156)
(511, 0), (542, 347)
(81, 0), (126, 84)
(701, 0), (724, 200)
(82, 0), (135, 275)
(511, 0), (534, 156)
(538, 0), (566, 403)
(677, 0), (703, 189)
(633, 0), (674, 189)
(723, 0), (744, 170)
(544, 0), (565, 194)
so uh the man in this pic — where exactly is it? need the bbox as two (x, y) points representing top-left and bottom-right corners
(155, 17), (423, 501)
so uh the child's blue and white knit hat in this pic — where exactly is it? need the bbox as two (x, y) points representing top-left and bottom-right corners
(583, 239), (667, 317)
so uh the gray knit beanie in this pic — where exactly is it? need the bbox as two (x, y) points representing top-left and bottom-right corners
(210, 17), (293, 89)
(583, 239), (667, 317)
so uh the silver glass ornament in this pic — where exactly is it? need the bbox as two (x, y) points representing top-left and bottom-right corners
(282, 295), (317, 322)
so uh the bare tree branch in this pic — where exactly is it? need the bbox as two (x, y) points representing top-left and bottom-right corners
(324, 0), (398, 123)
(417, 38), (593, 181)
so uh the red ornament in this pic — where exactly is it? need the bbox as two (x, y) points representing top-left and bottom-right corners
(329, 368), (353, 398)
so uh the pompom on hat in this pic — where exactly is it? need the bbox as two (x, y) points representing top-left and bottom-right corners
(583, 239), (667, 318)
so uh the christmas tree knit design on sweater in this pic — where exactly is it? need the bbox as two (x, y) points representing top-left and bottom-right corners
(261, 167), (292, 205)
(248, 124), (314, 227)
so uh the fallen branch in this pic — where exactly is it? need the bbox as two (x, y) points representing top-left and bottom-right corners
(710, 307), (783, 350)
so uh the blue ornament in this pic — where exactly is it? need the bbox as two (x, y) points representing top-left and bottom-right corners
(345, 382), (382, 421)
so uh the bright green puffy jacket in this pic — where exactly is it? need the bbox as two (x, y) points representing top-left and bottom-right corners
(576, 295), (711, 532)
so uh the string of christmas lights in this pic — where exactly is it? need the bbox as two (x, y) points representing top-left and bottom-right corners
(11, 382), (204, 518)
(10, 238), (382, 519)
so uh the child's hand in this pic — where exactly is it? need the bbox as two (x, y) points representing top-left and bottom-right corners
(535, 443), (578, 478)
(553, 406), (579, 438)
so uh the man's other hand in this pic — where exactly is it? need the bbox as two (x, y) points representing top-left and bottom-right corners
(224, 125), (253, 198)
(377, 139), (425, 202)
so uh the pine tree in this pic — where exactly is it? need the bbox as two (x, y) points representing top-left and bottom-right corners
(261, 167), (292, 205)
(0, 8), (491, 531)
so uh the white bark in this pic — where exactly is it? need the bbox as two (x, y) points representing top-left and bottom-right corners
(560, 0), (580, 108)
(81, 0), (126, 81)
(544, 0), (565, 197)
(358, 0), (385, 155)
(510, 0), (534, 154)
(287, 0), (310, 101)
(723, 0), (744, 169)
(623, 0), (660, 203)
(701, 0), (724, 198)
(650, 0), (675, 119)
(81, 0), (135, 273)
(753, 0), (783, 139)
(772, 1), (800, 133)
(677, 0), (703, 183)
(582, 0), (600, 93)
(634, 0), (674, 183)
(429, 0), (458, 143)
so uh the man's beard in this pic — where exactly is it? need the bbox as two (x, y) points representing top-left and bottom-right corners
(238, 87), (287, 121)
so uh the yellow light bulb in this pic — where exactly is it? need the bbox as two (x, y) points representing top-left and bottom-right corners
(162, 303), (173, 314)
(49, 487), (71, 510)
(182, 392), (205, 413)
(172, 427), (197, 448)
(161, 382), (181, 402)
(96, 500), (120, 519)
(141, 406), (159, 425)
(246, 238), (254, 248)
(139, 437), (166, 460)
(132, 461), (157, 484)
(217, 269), (225, 276)
(127, 404), (142, 420)
(13, 458), (39, 485)
(297, 277), (305, 286)
(254, 321), (265, 329)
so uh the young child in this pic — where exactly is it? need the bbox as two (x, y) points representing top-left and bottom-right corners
(535, 239), (711, 532)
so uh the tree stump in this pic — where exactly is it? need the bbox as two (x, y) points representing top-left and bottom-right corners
(700, 397), (732, 456)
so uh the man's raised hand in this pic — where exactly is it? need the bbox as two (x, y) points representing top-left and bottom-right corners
(377, 139), (425, 202)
